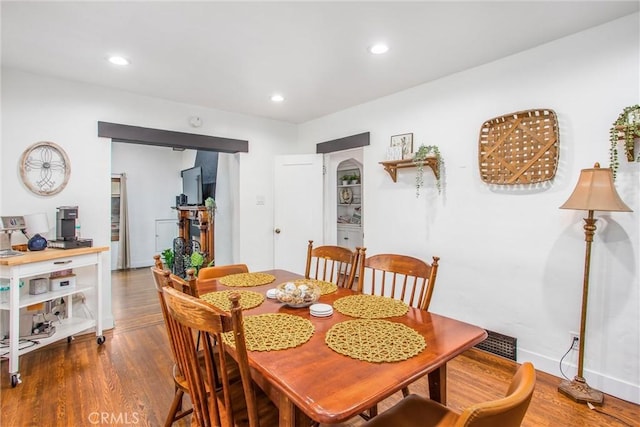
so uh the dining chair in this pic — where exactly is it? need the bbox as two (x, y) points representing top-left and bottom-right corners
(162, 286), (279, 427)
(362, 362), (536, 427)
(196, 263), (249, 299)
(150, 266), (193, 426)
(305, 240), (361, 289)
(198, 263), (249, 280)
(357, 252), (440, 311)
(356, 251), (439, 419)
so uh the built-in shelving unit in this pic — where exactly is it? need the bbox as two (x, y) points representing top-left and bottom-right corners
(337, 161), (363, 251)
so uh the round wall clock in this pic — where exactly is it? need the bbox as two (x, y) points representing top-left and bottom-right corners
(20, 141), (71, 196)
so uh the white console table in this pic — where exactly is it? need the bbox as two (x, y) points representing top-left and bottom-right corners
(0, 246), (109, 387)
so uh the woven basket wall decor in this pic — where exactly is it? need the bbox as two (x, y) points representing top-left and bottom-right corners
(478, 109), (559, 184)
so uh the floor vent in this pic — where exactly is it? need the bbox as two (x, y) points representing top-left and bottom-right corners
(474, 329), (517, 361)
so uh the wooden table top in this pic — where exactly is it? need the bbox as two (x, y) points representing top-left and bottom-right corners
(0, 246), (110, 266)
(198, 269), (487, 425)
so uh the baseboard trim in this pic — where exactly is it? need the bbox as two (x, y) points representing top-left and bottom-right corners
(518, 348), (639, 404)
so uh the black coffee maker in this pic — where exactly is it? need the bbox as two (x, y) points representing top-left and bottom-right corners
(56, 206), (78, 241)
(48, 206), (92, 249)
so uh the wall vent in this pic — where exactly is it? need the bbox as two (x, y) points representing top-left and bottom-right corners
(475, 329), (517, 361)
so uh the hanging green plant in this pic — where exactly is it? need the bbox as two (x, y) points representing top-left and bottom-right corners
(205, 196), (217, 216)
(609, 104), (640, 180)
(413, 145), (443, 197)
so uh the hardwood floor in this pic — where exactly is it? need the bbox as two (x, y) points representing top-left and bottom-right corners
(1, 268), (638, 426)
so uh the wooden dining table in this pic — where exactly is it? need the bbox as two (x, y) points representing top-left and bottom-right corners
(198, 269), (487, 426)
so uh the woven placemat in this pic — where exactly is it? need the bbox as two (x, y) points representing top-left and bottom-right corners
(222, 313), (314, 352)
(286, 279), (338, 295)
(200, 290), (264, 311)
(219, 272), (276, 287)
(325, 319), (426, 363)
(333, 294), (408, 318)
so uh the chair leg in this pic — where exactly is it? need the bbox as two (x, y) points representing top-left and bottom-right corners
(165, 389), (184, 427)
(175, 385), (183, 412)
(165, 389), (193, 426)
(402, 386), (410, 397)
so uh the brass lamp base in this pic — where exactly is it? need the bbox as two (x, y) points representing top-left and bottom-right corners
(558, 378), (604, 405)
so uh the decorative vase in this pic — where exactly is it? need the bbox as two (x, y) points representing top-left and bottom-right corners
(27, 234), (48, 251)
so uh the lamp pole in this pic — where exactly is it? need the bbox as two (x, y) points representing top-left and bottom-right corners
(576, 211), (595, 383)
(558, 163), (632, 405)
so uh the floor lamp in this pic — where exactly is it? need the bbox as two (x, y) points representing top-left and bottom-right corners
(558, 163), (632, 405)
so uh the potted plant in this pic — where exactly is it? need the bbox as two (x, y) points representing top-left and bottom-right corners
(413, 145), (443, 197)
(184, 251), (205, 276)
(609, 104), (640, 179)
(161, 248), (175, 270)
(341, 174), (350, 185)
(350, 173), (360, 185)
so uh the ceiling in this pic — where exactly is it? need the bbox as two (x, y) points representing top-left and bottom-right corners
(2, 1), (638, 124)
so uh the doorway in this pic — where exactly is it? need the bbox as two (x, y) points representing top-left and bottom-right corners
(323, 148), (364, 248)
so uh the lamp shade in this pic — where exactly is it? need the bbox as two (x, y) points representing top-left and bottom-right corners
(560, 163), (632, 212)
(23, 213), (50, 236)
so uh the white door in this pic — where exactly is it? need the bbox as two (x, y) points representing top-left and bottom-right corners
(274, 154), (323, 274)
(155, 219), (177, 253)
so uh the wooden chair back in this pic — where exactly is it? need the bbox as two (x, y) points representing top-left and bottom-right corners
(305, 240), (360, 289)
(457, 361), (536, 426)
(198, 263), (249, 281)
(153, 254), (164, 269)
(150, 267), (178, 360)
(357, 253), (440, 310)
(162, 286), (260, 427)
(363, 362), (535, 427)
(150, 266), (195, 425)
(169, 269), (198, 297)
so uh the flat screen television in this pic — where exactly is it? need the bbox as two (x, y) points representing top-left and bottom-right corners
(181, 166), (203, 205)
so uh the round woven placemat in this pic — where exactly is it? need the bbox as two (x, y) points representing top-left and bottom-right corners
(222, 313), (314, 352)
(200, 290), (264, 311)
(283, 279), (338, 295)
(219, 272), (276, 287)
(325, 319), (425, 363)
(333, 294), (408, 318)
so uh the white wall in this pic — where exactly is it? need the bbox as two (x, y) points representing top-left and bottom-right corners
(299, 14), (639, 403)
(1, 69), (298, 330)
(2, 13), (637, 403)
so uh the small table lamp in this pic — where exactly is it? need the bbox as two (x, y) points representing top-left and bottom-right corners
(558, 163), (632, 404)
(23, 213), (50, 251)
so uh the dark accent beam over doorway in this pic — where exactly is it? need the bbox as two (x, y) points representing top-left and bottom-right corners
(98, 121), (248, 153)
(316, 132), (369, 154)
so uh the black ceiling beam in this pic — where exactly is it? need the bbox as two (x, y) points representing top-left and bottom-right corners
(316, 132), (369, 154)
(98, 121), (248, 153)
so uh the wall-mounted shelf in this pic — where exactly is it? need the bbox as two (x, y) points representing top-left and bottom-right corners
(614, 124), (639, 161)
(379, 158), (440, 182)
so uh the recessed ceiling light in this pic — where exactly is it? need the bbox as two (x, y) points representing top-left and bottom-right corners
(107, 56), (130, 66)
(368, 44), (389, 55)
(271, 94), (285, 102)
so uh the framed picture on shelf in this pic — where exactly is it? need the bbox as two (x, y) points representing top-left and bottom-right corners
(390, 133), (413, 160)
(339, 187), (353, 204)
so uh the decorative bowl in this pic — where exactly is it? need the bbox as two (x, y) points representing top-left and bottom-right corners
(275, 281), (321, 307)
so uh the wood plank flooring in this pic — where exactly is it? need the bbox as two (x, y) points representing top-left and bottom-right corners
(1, 268), (638, 426)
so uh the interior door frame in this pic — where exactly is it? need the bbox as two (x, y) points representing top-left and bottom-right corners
(323, 148), (364, 246)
